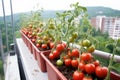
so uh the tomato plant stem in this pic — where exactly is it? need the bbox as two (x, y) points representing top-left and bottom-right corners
(105, 40), (118, 80)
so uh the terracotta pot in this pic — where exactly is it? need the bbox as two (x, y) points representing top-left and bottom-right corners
(21, 30), (33, 54)
(30, 40), (51, 72)
(20, 30), (28, 46)
(20, 30), (33, 53)
(41, 52), (120, 80)
(41, 51), (67, 80)
(27, 37), (33, 53)
(31, 42), (37, 60)
(110, 71), (120, 80)
(36, 50), (51, 72)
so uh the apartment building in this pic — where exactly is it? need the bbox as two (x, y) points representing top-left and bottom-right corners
(91, 16), (120, 39)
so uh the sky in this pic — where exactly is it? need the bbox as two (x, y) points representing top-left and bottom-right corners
(0, 0), (120, 16)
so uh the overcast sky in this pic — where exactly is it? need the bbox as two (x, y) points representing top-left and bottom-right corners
(0, 0), (120, 16)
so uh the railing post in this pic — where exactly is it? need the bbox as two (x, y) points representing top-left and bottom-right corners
(10, 0), (16, 53)
(0, 29), (4, 63)
(1, 0), (9, 52)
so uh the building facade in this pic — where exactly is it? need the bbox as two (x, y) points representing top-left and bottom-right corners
(91, 16), (120, 39)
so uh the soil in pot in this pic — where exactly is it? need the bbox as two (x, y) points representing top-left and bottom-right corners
(46, 56), (106, 80)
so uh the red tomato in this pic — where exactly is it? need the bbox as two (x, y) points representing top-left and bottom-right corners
(36, 43), (40, 48)
(31, 38), (36, 43)
(56, 44), (64, 51)
(33, 36), (37, 39)
(28, 31), (32, 35)
(49, 42), (54, 49)
(73, 71), (84, 80)
(49, 53), (54, 60)
(71, 59), (78, 67)
(24, 31), (28, 35)
(85, 63), (95, 74)
(52, 50), (60, 58)
(78, 62), (85, 71)
(41, 44), (47, 49)
(63, 55), (69, 60)
(95, 66), (108, 78)
(81, 53), (92, 61)
(62, 42), (67, 48)
(93, 60), (100, 67)
(28, 34), (32, 38)
(71, 49), (79, 57)
(67, 47), (70, 51)
(67, 51), (72, 57)
(64, 58), (71, 66)
(83, 77), (93, 80)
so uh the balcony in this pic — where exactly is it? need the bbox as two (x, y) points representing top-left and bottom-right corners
(0, 0), (120, 80)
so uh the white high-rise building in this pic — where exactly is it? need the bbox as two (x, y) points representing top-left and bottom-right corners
(112, 19), (120, 39)
(91, 16), (120, 39)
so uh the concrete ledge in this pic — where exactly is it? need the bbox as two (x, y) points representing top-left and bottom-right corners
(16, 38), (48, 80)
(5, 54), (21, 80)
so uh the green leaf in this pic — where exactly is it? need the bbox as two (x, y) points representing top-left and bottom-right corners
(111, 63), (120, 74)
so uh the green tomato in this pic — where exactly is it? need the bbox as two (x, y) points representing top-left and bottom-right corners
(82, 39), (91, 47)
(56, 59), (63, 66)
(37, 33), (42, 37)
(49, 23), (55, 29)
(87, 45), (95, 53)
(72, 32), (78, 39)
(69, 37), (74, 42)
(32, 32), (36, 36)
(37, 40), (42, 44)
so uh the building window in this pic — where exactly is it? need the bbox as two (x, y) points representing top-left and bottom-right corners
(114, 35), (117, 37)
(115, 27), (118, 30)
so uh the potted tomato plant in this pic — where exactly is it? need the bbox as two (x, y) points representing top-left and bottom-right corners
(20, 9), (56, 72)
(20, 2), (120, 79)
(40, 2), (120, 80)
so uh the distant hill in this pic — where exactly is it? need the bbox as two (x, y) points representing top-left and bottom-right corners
(41, 6), (120, 19)
(42, 7), (120, 18)
(0, 6), (120, 23)
(87, 6), (120, 18)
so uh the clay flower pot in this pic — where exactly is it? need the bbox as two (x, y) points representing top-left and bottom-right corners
(31, 42), (38, 60)
(20, 30), (32, 53)
(36, 49), (51, 72)
(20, 30), (28, 47)
(29, 38), (51, 72)
(110, 71), (120, 80)
(20, 30), (50, 72)
(41, 51), (120, 80)
(27, 37), (33, 53)
(41, 51), (67, 80)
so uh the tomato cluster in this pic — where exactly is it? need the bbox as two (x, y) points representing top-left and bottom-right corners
(21, 25), (55, 51)
(73, 52), (108, 80)
(48, 39), (108, 80)
(49, 42), (66, 60)
(22, 26), (108, 80)
(21, 18), (108, 80)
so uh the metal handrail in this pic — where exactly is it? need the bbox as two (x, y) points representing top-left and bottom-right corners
(69, 43), (120, 63)
(93, 50), (120, 63)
